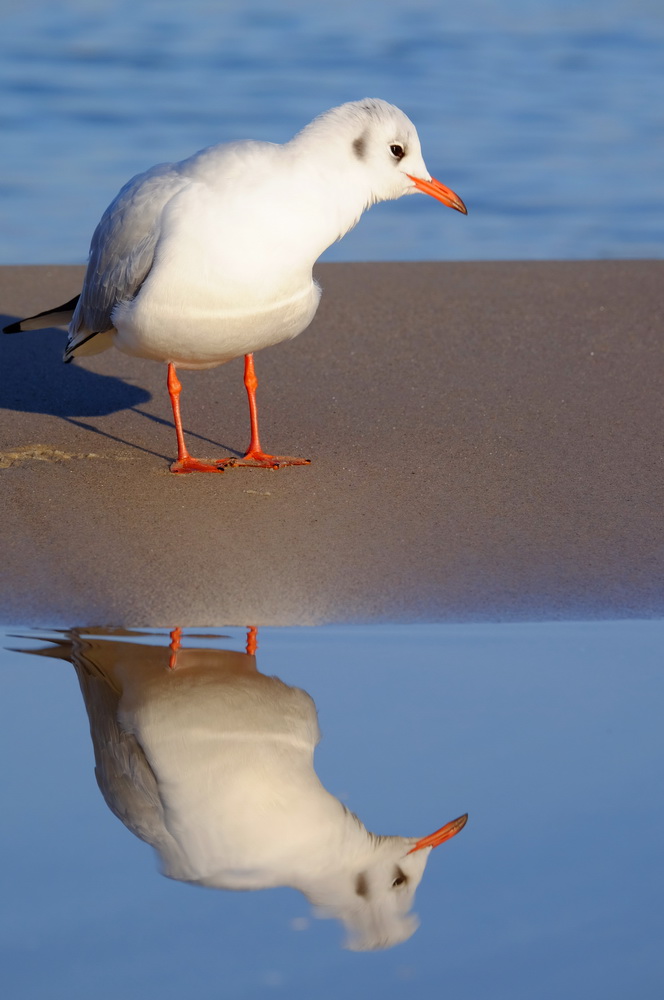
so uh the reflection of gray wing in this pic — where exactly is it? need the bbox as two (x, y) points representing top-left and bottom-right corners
(67, 161), (189, 354)
(72, 657), (181, 861)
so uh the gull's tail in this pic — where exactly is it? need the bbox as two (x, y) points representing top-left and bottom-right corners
(3, 295), (80, 333)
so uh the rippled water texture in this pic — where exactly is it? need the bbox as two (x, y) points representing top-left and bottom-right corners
(1, 0), (663, 263)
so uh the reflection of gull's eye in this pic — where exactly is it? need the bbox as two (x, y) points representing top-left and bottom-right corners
(392, 874), (407, 887)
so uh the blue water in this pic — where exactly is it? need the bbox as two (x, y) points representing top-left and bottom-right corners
(2, 622), (663, 998)
(1, 0), (663, 264)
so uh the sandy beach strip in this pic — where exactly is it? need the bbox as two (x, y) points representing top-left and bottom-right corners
(0, 261), (661, 626)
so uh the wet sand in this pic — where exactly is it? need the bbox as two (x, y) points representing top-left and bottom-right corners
(0, 261), (661, 626)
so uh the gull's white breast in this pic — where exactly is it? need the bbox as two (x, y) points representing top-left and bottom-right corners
(111, 142), (328, 369)
(117, 666), (336, 887)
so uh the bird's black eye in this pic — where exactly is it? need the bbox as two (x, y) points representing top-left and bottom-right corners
(390, 143), (405, 160)
(392, 865), (408, 888)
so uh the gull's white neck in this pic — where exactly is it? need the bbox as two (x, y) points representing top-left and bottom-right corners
(156, 734), (376, 890)
(281, 130), (376, 258)
(181, 134), (376, 290)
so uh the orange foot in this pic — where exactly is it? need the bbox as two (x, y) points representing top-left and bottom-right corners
(221, 450), (311, 470)
(170, 456), (226, 474)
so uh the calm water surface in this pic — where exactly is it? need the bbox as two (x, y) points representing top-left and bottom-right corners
(2, 3), (663, 994)
(1, 0), (663, 263)
(2, 621), (663, 999)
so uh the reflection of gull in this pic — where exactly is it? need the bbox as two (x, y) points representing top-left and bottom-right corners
(32, 629), (467, 950)
(4, 99), (466, 473)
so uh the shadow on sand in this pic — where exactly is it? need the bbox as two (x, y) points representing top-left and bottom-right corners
(1, 324), (151, 417)
(1, 321), (242, 459)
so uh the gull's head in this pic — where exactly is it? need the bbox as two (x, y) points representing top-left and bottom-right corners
(292, 98), (467, 214)
(308, 813), (468, 951)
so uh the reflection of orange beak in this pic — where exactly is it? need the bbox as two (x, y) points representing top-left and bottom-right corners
(407, 813), (468, 854)
(407, 174), (468, 215)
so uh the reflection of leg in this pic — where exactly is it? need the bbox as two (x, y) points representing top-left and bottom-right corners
(168, 626), (182, 670)
(246, 626), (258, 656)
(167, 363), (226, 474)
(221, 354), (311, 469)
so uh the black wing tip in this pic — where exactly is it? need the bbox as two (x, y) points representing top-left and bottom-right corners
(60, 295), (81, 311)
(3, 294), (81, 335)
(64, 329), (101, 363)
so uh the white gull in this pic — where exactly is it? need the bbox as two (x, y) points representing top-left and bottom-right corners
(29, 627), (468, 950)
(4, 99), (466, 473)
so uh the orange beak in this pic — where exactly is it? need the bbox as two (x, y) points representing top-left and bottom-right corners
(407, 174), (468, 215)
(407, 813), (468, 854)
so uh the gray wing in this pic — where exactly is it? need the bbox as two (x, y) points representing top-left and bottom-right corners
(25, 635), (173, 853)
(72, 653), (203, 879)
(69, 648), (177, 854)
(67, 161), (190, 357)
(20, 634), (187, 870)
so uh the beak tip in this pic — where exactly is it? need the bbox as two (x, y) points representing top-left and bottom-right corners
(407, 812), (469, 854)
(407, 173), (468, 216)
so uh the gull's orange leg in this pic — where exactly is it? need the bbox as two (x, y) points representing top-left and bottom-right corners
(168, 626), (182, 670)
(167, 363), (225, 474)
(246, 625), (258, 656)
(221, 354), (311, 470)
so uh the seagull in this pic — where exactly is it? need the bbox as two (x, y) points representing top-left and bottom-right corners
(4, 99), (467, 473)
(26, 627), (468, 950)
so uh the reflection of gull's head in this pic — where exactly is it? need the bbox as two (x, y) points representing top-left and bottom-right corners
(301, 810), (468, 950)
(29, 629), (466, 951)
(305, 830), (438, 950)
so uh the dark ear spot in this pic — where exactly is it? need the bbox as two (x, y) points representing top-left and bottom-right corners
(352, 133), (367, 160)
(355, 872), (369, 897)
